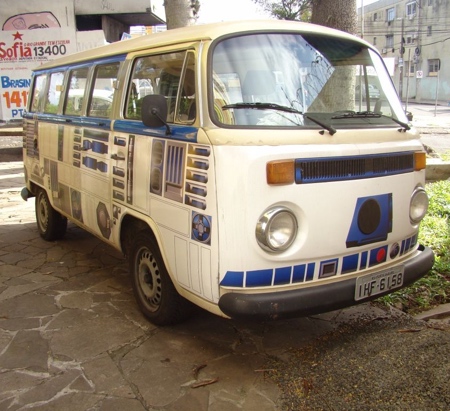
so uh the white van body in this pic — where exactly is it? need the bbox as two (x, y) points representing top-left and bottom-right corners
(22, 20), (434, 325)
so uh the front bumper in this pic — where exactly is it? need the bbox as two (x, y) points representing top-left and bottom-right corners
(218, 245), (434, 320)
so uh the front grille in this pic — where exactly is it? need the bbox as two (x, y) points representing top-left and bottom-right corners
(295, 152), (414, 184)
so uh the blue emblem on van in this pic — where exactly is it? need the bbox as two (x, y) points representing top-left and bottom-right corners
(346, 193), (392, 248)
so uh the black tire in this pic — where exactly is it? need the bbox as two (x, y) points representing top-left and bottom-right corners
(35, 188), (68, 241)
(129, 231), (194, 325)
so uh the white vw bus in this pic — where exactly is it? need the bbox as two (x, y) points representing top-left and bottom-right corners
(22, 20), (434, 325)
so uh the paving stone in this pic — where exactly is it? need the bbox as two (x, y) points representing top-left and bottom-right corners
(0, 263), (32, 279)
(0, 317), (41, 331)
(48, 314), (145, 362)
(0, 329), (14, 353)
(82, 354), (135, 398)
(58, 291), (93, 310)
(11, 369), (85, 409)
(0, 330), (49, 372)
(12, 392), (102, 411)
(0, 293), (59, 318)
(0, 251), (30, 265)
(0, 370), (46, 401)
(165, 388), (210, 411)
(0, 282), (54, 302)
(98, 397), (148, 411)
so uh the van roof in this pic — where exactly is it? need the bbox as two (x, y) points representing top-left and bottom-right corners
(33, 20), (365, 72)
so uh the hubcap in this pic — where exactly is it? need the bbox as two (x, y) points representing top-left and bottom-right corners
(137, 248), (162, 311)
(37, 194), (48, 231)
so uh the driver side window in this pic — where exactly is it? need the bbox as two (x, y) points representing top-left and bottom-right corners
(126, 51), (196, 124)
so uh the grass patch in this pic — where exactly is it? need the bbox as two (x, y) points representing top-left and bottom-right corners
(379, 180), (450, 314)
(440, 150), (450, 162)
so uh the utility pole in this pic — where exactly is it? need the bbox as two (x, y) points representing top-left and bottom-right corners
(361, 0), (364, 39)
(399, 17), (405, 102)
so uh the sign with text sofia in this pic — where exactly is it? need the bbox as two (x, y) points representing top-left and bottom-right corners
(0, 28), (76, 121)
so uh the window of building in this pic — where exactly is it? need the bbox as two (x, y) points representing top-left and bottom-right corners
(387, 7), (395, 21)
(386, 35), (394, 49)
(373, 37), (377, 46)
(373, 12), (378, 21)
(428, 59), (440, 76)
(405, 61), (415, 77)
(406, 31), (417, 44)
(427, 26), (432, 36)
(428, 0), (433, 5)
(406, 2), (417, 17)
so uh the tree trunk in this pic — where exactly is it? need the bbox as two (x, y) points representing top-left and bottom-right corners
(164, 0), (195, 29)
(310, 0), (358, 112)
(311, 0), (357, 34)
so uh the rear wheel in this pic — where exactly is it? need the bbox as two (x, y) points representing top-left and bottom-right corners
(35, 188), (67, 241)
(129, 231), (194, 325)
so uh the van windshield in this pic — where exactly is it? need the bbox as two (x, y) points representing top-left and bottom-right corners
(210, 33), (406, 129)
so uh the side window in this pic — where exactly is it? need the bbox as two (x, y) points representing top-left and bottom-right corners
(64, 67), (89, 116)
(44, 72), (64, 114)
(126, 50), (196, 124)
(30, 74), (47, 112)
(87, 62), (119, 118)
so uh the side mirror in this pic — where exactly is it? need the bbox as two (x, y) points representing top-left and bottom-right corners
(141, 94), (168, 127)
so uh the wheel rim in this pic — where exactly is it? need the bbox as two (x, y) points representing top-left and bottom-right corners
(137, 247), (162, 312)
(37, 193), (49, 232)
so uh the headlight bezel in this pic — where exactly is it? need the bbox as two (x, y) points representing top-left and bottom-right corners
(410, 186), (429, 224)
(255, 206), (298, 253)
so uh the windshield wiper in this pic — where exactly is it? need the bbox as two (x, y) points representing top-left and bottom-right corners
(222, 102), (337, 135)
(331, 111), (410, 131)
(222, 102), (299, 114)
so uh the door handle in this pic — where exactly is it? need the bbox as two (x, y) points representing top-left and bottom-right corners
(111, 153), (125, 161)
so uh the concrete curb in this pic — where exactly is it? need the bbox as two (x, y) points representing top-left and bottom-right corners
(414, 303), (450, 321)
(426, 159), (450, 181)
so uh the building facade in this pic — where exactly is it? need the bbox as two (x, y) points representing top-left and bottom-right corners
(0, 0), (165, 122)
(359, 0), (450, 104)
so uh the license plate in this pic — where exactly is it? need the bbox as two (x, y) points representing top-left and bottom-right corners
(355, 266), (404, 301)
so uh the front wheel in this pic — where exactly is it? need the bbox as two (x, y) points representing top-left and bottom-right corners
(129, 231), (194, 325)
(35, 188), (67, 241)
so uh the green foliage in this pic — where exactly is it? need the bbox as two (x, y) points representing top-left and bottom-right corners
(440, 150), (450, 162)
(253, 0), (312, 21)
(379, 180), (450, 314)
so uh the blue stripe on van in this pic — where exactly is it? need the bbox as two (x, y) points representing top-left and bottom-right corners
(25, 114), (113, 131)
(220, 233), (418, 289)
(113, 120), (198, 142)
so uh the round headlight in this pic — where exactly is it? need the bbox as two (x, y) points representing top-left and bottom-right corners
(256, 207), (298, 252)
(410, 187), (429, 224)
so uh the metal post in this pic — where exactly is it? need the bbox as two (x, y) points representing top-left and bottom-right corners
(399, 18), (404, 102)
(434, 69), (440, 117)
(405, 48), (411, 111)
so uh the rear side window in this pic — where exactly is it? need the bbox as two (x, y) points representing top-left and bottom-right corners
(87, 62), (119, 118)
(64, 67), (89, 116)
(43, 72), (64, 114)
(30, 74), (47, 112)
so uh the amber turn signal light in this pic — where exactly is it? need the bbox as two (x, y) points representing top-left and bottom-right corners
(266, 160), (295, 185)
